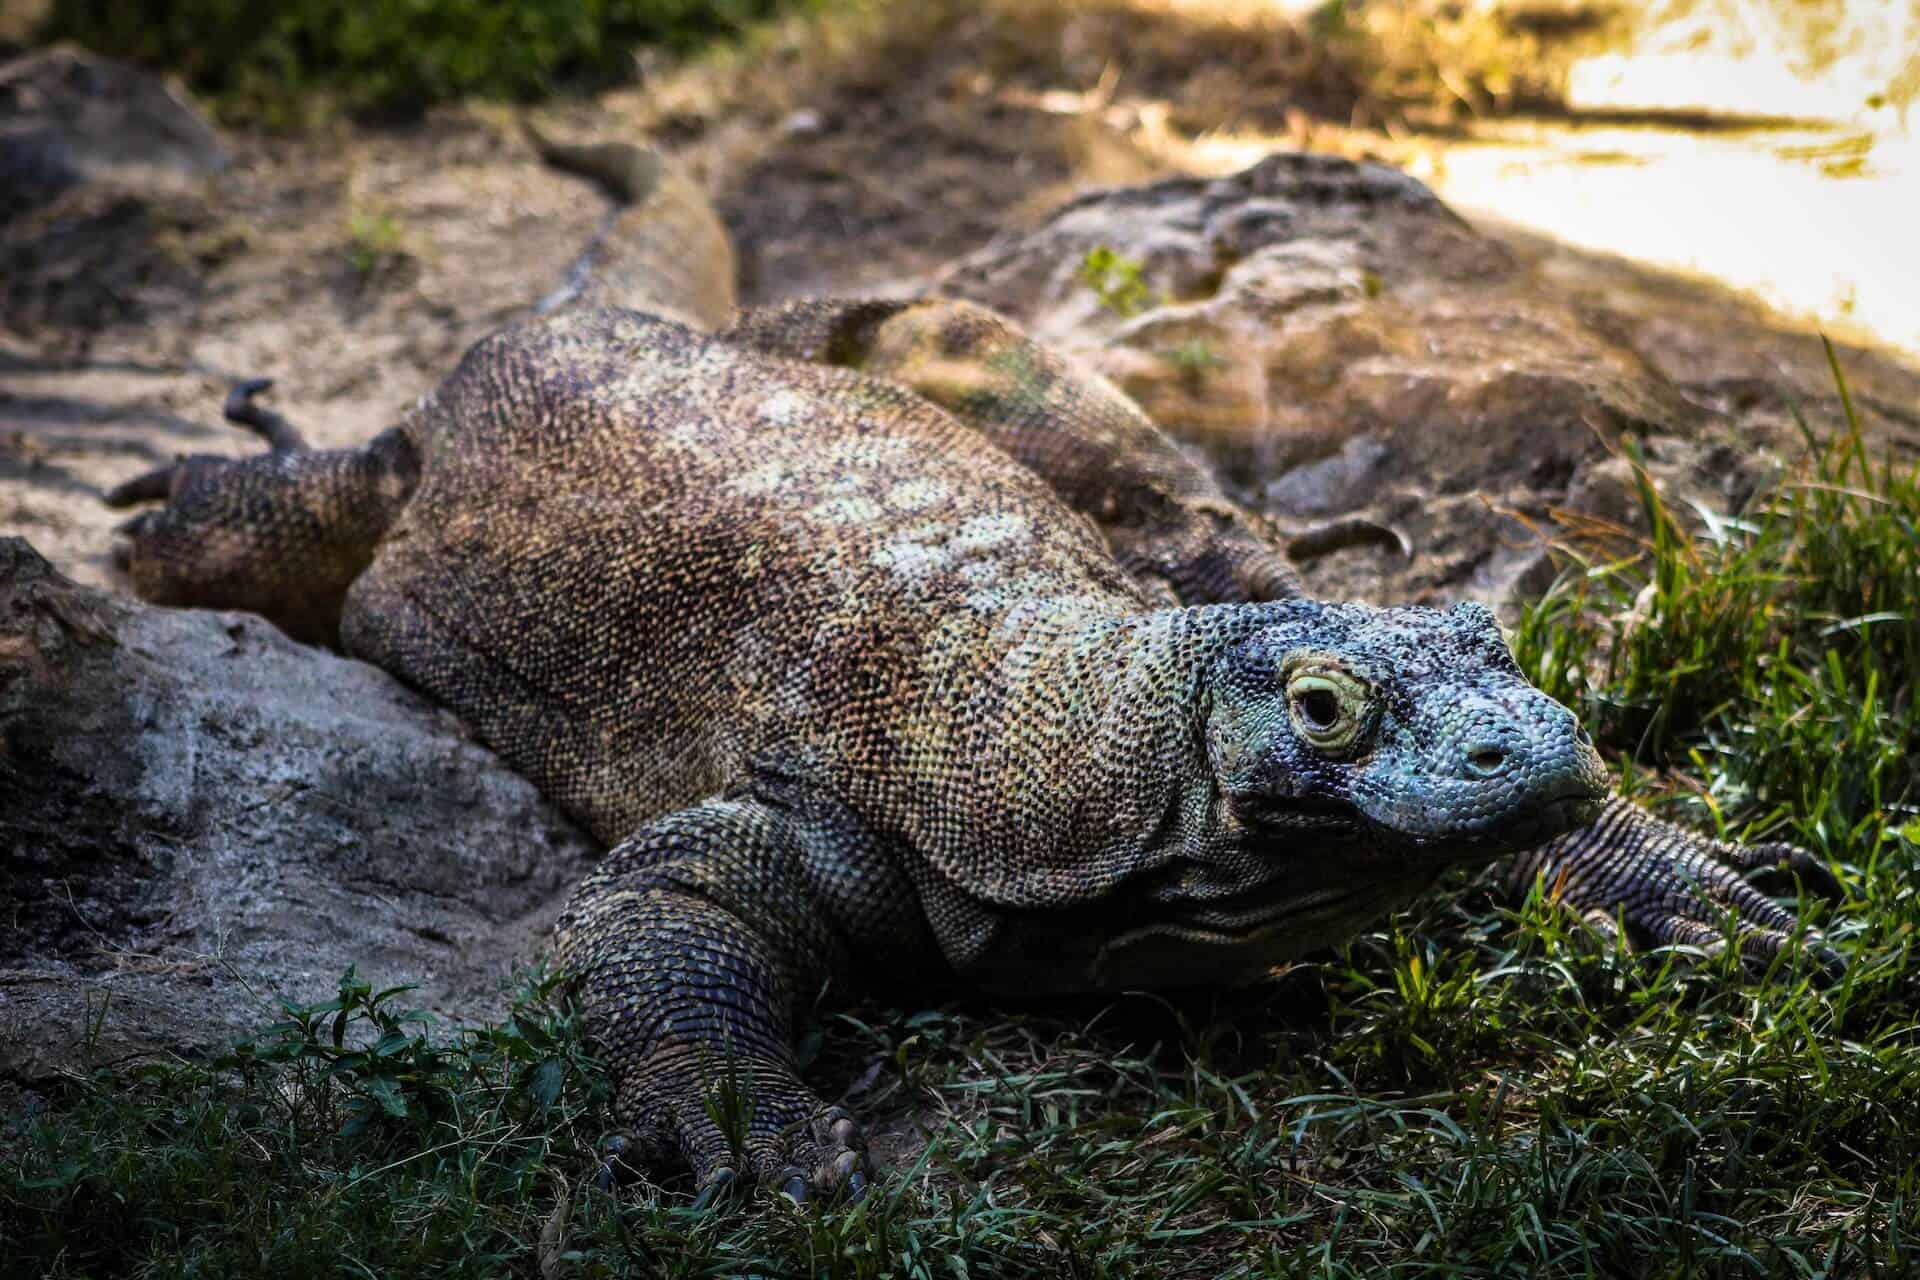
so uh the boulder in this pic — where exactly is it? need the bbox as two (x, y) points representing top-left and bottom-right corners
(0, 538), (595, 1081)
(0, 43), (227, 215)
(937, 152), (1766, 607)
(1, 46), (231, 350)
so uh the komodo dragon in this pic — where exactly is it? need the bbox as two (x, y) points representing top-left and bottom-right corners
(102, 138), (1841, 1202)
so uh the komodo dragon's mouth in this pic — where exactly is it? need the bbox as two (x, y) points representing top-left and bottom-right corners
(1228, 794), (1365, 836)
(1170, 882), (1385, 938)
(1234, 787), (1602, 858)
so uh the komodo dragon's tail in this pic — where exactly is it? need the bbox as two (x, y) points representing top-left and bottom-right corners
(524, 120), (737, 330)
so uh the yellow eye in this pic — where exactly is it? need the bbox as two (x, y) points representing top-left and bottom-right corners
(1286, 664), (1370, 754)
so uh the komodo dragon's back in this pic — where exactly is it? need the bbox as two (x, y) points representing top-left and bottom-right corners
(344, 305), (1147, 845)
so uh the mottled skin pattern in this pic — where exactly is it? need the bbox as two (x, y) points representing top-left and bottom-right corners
(106, 143), (1840, 1202)
(720, 298), (1304, 607)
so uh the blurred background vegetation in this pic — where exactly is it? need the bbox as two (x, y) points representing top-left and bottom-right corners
(33, 0), (809, 124)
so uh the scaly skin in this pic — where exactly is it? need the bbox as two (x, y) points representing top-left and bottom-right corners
(105, 141), (1842, 1201)
(720, 294), (1846, 971)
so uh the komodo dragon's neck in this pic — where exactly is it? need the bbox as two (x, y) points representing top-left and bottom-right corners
(896, 597), (1380, 989)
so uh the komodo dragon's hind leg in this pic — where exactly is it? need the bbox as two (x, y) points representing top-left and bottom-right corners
(106, 380), (419, 645)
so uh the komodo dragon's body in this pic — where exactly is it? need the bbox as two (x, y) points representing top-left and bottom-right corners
(105, 141), (1839, 1201)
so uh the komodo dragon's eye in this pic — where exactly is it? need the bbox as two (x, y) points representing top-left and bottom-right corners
(1285, 662), (1371, 755)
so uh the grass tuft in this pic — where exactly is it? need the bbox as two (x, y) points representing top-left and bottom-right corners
(1510, 341), (1917, 871)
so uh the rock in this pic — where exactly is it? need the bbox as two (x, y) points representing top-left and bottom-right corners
(1, 46), (230, 351)
(0, 538), (596, 1081)
(1263, 434), (1391, 518)
(937, 151), (1768, 608)
(781, 108), (825, 137)
(0, 44), (228, 217)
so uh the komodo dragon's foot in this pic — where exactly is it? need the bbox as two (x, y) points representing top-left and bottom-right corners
(1509, 797), (1848, 980)
(598, 1071), (869, 1206)
(103, 379), (417, 645)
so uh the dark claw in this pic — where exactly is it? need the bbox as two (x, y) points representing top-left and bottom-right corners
(1741, 929), (1846, 988)
(1804, 862), (1847, 901)
(691, 1166), (738, 1212)
(105, 465), (179, 508)
(592, 1132), (634, 1193)
(1285, 516), (1412, 564)
(846, 1169), (868, 1202)
(1810, 943), (1848, 986)
(113, 510), (158, 538)
(1729, 841), (1846, 900)
(782, 1171), (809, 1204)
(224, 378), (308, 452)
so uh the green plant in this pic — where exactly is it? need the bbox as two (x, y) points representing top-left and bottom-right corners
(343, 202), (408, 280)
(1509, 341), (1917, 865)
(1077, 245), (1162, 319)
(44, 0), (810, 125)
(1157, 337), (1228, 389)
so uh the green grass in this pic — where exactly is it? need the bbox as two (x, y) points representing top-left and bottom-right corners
(5, 352), (1917, 1276)
(43, 0), (810, 125)
(1511, 341), (1918, 878)
(343, 201), (411, 282)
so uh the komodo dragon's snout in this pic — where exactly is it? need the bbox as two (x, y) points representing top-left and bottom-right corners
(1206, 600), (1609, 856)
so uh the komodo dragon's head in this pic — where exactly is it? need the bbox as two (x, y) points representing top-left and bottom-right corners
(1204, 600), (1609, 859)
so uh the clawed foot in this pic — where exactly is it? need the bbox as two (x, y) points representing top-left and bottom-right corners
(1514, 798), (1848, 981)
(598, 1063), (870, 1207)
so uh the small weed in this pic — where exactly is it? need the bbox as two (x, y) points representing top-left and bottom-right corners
(1077, 245), (1163, 319)
(1157, 338), (1228, 389)
(701, 1038), (757, 1171)
(343, 202), (409, 282)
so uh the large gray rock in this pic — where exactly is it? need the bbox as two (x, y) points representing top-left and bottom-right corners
(0, 539), (595, 1080)
(2, 46), (231, 351)
(937, 152), (1768, 608)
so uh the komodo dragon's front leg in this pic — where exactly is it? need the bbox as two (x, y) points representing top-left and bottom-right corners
(725, 298), (1846, 972)
(555, 797), (883, 1202)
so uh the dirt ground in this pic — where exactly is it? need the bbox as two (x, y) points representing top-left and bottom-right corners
(3, 2), (1918, 606)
